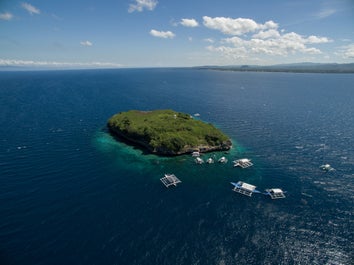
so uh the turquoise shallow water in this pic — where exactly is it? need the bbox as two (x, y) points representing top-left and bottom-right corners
(0, 69), (353, 264)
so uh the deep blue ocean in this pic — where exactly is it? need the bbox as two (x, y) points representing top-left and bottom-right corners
(0, 68), (353, 265)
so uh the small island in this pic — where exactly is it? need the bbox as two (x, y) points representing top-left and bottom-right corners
(107, 109), (232, 156)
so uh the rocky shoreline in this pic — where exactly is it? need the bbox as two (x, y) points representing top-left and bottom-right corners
(108, 123), (232, 156)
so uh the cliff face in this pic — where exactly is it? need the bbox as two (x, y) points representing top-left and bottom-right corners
(107, 109), (232, 156)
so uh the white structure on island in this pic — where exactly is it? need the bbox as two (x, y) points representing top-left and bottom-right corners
(233, 158), (253, 168)
(160, 174), (182, 188)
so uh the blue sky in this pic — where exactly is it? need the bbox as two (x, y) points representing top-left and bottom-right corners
(0, 0), (353, 68)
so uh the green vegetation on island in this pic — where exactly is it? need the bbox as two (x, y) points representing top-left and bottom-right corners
(107, 109), (232, 156)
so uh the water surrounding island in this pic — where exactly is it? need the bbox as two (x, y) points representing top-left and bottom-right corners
(0, 68), (353, 265)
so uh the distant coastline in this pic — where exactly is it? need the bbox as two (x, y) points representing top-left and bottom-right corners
(1, 62), (354, 73)
(196, 62), (354, 74)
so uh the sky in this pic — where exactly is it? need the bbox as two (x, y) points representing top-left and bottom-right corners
(0, 0), (354, 68)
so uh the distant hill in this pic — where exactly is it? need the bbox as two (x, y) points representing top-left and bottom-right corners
(197, 63), (354, 73)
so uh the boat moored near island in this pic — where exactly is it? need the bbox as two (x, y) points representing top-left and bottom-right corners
(192, 151), (200, 157)
(160, 174), (182, 188)
(195, 157), (204, 164)
(206, 157), (214, 164)
(218, 156), (228, 163)
(233, 158), (253, 168)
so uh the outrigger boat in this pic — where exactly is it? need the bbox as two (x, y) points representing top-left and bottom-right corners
(218, 156), (228, 163)
(160, 174), (182, 188)
(192, 151), (200, 157)
(230, 181), (261, 197)
(206, 157), (214, 164)
(320, 164), (334, 172)
(264, 188), (286, 199)
(233, 158), (253, 168)
(195, 157), (204, 164)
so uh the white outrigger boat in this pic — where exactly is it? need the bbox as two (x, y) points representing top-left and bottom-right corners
(233, 158), (253, 168)
(192, 151), (200, 157)
(218, 156), (228, 163)
(230, 181), (261, 197)
(206, 157), (214, 164)
(160, 174), (182, 188)
(320, 164), (334, 172)
(264, 188), (286, 199)
(195, 157), (204, 164)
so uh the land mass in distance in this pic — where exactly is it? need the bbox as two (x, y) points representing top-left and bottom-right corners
(196, 62), (354, 74)
(107, 109), (232, 156)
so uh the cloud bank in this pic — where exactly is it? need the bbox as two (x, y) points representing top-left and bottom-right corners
(128, 0), (158, 13)
(337, 44), (354, 59)
(203, 16), (278, 35)
(0, 59), (122, 68)
(150, 29), (175, 39)
(203, 16), (332, 62)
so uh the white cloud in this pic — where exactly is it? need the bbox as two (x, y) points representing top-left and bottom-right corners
(306, 35), (331, 44)
(204, 38), (215, 43)
(128, 0), (158, 13)
(0, 59), (122, 68)
(202, 16), (332, 62)
(337, 44), (354, 59)
(315, 8), (337, 19)
(180, 18), (199, 27)
(21, 2), (40, 15)
(203, 16), (278, 36)
(206, 45), (248, 60)
(207, 33), (331, 63)
(253, 29), (281, 39)
(263, 20), (278, 29)
(150, 29), (175, 39)
(0, 12), (13, 20)
(80, 41), (93, 47)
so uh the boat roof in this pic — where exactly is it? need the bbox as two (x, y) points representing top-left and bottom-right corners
(160, 174), (182, 187)
(240, 182), (256, 191)
(270, 188), (283, 193)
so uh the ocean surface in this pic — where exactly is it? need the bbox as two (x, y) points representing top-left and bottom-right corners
(0, 68), (353, 265)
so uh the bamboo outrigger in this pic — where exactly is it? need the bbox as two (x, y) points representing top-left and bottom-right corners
(231, 181), (261, 197)
(264, 188), (286, 199)
(233, 158), (253, 168)
(160, 174), (182, 188)
(218, 156), (228, 163)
